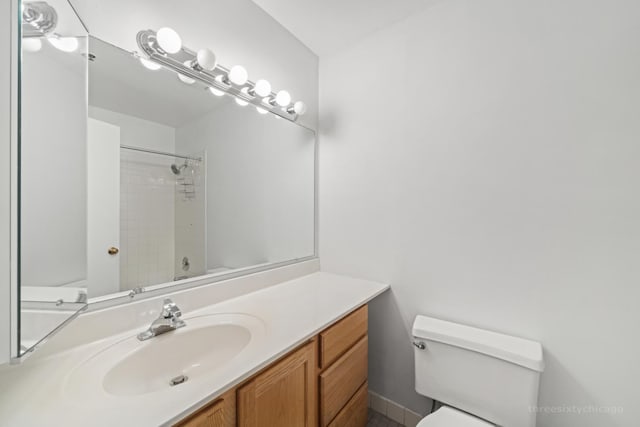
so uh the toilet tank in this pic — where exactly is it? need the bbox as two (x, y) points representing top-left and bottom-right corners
(413, 316), (544, 427)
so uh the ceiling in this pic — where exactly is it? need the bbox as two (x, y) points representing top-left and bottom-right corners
(251, 0), (442, 56)
(89, 37), (230, 128)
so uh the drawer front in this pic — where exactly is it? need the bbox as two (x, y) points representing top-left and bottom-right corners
(320, 305), (368, 370)
(320, 336), (368, 426)
(328, 381), (368, 427)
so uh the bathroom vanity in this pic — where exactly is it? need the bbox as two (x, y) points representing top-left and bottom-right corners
(2, 1), (386, 424)
(177, 305), (369, 427)
(0, 268), (388, 427)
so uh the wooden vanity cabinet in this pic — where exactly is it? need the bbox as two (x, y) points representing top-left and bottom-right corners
(174, 305), (368, 427)
(176, 388), (236, 427)
(237, 340), (317, 427)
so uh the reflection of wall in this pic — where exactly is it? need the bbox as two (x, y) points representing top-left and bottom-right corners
(319, 1), (640, 426)
(89, 107), (177, 290)
(21, 41), (87, 287)
(176, 105), (315, 271)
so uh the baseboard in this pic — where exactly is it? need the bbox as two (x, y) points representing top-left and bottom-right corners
(368, 391), (424, 427)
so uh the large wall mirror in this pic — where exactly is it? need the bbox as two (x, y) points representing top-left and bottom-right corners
(17, 0), (316, 358)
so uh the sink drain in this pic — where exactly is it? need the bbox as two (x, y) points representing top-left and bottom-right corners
(169, 375), (188, 386)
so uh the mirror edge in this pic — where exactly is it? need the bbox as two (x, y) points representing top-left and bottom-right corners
(2, 0), (20, 365)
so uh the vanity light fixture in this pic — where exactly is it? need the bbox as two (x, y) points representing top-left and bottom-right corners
(22, 1), (79, 54)
(275, 90), (292, 107)
(156, 27), (182, 54)
(196, 48), (217, 71)
(178, 61), (196, 84)
(22, 1), (58, 37)
(252, 79), (272, 97)
(139, 57), (162, 71)
(178, 74), (196, 85)
(236, 88), (250, 106)
(229, 65), (249, 86)
(47, 35), (79, 52)
(136, 28), (307, 121)
(289, 101), (308, 116)
(208, 87), (225, 97)
(22, 38), (43, 52)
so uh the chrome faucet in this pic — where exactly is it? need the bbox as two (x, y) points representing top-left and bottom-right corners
(137, 298), (186, 341)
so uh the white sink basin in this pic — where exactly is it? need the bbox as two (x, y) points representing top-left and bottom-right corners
(64, 313), (265, 398)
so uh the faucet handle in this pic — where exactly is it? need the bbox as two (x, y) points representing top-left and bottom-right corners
(161, 298), (182, 319)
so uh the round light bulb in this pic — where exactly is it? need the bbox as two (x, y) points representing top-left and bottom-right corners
(208, 87), (225, 97)
(196, 48), (217, 71)
(229, 65), (248, 85)
(23, 38), (42, 52)
(293, 101), (308, 115)
(235, 98), (249, 107)
(254, 79), (272, 97)
(256, 107), (268, 115)
(178, 74), (195, 84)
(156, 27), (182, 54)
(48, 36), (78, 52)
(139, 57), (161, 71)
(275, 90), (291, 107)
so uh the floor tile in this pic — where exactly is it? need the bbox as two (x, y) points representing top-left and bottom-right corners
(367, 409), (404, 427)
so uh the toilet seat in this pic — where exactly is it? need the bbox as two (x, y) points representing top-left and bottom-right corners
(417, 406), (494, 427)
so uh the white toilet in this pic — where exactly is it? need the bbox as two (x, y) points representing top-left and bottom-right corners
(412, 315), (545, 427)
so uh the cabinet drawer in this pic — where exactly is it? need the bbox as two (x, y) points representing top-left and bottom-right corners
(319, 305), (367, 370)
(319, 336), (368, 426)
(328, 381), (368, 427)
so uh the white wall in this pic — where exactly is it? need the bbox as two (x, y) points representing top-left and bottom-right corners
(319, 1), (640, 426)
(176, 103), (315, 270)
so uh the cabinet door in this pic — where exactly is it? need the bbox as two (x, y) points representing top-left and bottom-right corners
(238, 340), (317, 427)
(175, 389), (235, 427)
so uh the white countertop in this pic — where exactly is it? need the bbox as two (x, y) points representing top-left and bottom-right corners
(0, 272), (388, 427)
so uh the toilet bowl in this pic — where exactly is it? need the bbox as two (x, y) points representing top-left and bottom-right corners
(417, 406), (493, 427)
(412, 315), (544, 427)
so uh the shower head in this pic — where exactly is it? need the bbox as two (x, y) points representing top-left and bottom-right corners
(171, 162), (188, 175)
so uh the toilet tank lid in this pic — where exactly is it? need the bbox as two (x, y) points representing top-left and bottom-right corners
(412, 315), (544, 372)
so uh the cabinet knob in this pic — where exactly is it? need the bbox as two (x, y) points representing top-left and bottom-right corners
(108, 247), (119, 255)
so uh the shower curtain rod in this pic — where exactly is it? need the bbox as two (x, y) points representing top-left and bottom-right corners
(120, 145), (201, 162)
